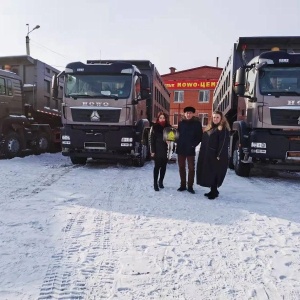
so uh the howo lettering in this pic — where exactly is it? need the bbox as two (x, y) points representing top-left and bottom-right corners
(52, 60), (170, 166)
(213, 36), (300, 177)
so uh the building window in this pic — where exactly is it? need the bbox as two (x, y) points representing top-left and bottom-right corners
(199, 113), (208, 127)
(173, 113), (180, 125)
(174, 90), (184, 103)
(44, 96), (50, 108)
(44, 80), (50, 93)
(198, 90), (210, 102)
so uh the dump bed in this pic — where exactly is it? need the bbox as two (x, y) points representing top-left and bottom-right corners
(233, 36), (300, 70)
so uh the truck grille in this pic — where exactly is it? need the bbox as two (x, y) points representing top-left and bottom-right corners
(270, 108), (300, 126)
(71, 108), (121, 123)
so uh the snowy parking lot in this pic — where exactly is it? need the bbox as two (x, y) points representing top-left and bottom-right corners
(0, 153), (300, 300)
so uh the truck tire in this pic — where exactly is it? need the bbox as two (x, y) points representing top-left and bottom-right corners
(133, 143), (147, 167)
(233, 140), (251, 177)
(228, 135), (235, 170)
(34, 132), (51, 154)
(2, 131), (22, 158)
(70, 157), (87, 165)
(228, 156), (234, 169)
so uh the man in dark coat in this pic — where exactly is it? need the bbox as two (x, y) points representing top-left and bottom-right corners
(196, 111), (230, 199)
(176, 106), (203, 194)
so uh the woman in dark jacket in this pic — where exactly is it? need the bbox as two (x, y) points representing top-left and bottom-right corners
(150, 112), (171, 191)
(196, 110), (230, 200)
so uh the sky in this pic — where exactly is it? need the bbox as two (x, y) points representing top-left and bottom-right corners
(1, 0), (300, 75)
(0, 152), (300, 299)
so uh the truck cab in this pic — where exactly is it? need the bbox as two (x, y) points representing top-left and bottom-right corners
(233, 50), (300, 175)
(53, 61), (152, 166)
(213, 37), (300, 177)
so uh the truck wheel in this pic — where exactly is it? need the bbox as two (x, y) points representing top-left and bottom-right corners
(145, 143), (151, 161)
(34, 132), (51, 154)
(228, 156), (234, 169)
(133, 144), (146, 167)
(70, 157), (87, 165)
(146, 134), (151, 161)
(3, 132), (22, 158)
(233, 140), (251, 177)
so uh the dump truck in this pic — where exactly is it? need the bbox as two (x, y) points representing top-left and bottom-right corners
(0, 55), (63, 158)
(213, 36), (300, 176)
(52, 60), (170, 166)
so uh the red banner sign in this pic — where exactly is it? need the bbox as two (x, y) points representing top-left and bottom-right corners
(164, 80), (218, 90)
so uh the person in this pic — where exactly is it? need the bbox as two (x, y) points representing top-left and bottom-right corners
(116, 79), (131, 97)
(150, 112), (172, 191)
(176, 106), (203, 194)
(269, 77), (278, 89)
(261, 75), (278, 91)
(196, 110), (230, 200)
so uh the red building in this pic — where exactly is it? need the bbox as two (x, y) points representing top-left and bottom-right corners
(162, 66), (222, 128)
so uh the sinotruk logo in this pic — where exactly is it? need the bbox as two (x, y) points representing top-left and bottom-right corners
(90, 111), (100, 122)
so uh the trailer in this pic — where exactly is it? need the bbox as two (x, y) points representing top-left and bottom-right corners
(213, 36), (300, 176)
(52, 60), (170, 166)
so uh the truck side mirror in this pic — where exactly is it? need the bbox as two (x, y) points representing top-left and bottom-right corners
(52, 74), (59, 98)
(234, 67), (246, 96)
(140, 74), (150, 100)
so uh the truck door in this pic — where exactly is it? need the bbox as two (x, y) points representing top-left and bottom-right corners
(0, 77), (23, 115)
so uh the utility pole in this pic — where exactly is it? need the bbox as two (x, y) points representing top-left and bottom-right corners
(26, 24), (40, 56)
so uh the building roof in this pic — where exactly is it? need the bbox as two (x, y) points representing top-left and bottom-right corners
(161, 65), (223, 77)
(0, 55), (35, 65)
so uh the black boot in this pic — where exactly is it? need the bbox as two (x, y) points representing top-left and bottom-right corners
(207, 186), (219, 200)
(177, 186), (186, 191)
(204, 190), (219, 197)
(208, 192), (217, 200)
(159, 165), (166, 188)
(154, 167), (159, 191)
(187, 186), (195, 194)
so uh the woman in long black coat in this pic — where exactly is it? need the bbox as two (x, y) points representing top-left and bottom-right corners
(150, 112), (171, 191)
(196, 111), (230, 200)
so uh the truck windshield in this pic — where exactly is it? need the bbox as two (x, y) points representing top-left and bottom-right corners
(65, 74), (132, 99)
(259, 67), (300, 95)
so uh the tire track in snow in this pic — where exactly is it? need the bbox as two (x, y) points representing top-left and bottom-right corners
(37, 166), (122, 300)
(6, 163), (78, 200)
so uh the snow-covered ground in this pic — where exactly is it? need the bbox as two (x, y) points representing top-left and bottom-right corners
(0, 153), (300, 300)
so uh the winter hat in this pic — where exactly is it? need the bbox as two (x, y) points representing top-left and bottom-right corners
(184, 106), (196, 113)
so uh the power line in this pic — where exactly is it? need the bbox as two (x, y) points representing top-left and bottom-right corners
(30, 39), (75, 60)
